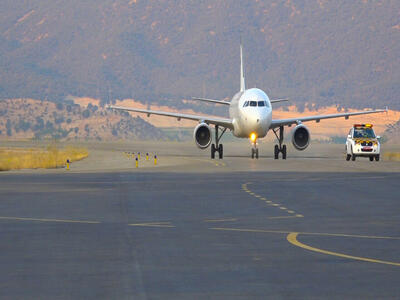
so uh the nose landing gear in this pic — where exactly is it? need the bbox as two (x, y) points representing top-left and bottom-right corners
(273, 126), (287, 159)
(251, 144), (259, 159)
(211, 125), (226, 159)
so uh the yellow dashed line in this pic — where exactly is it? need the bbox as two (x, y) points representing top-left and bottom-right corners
(272, 204), (280, 206)
(260, 198), (267, 200)
(279, 207), (287, 210)
(296, 214), (304, 218)
(287, 210), (295, 214)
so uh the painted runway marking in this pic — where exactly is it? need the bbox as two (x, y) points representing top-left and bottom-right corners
(210, 227), (400, 240)
(268, 216), (302, 220)
(242, 182), (303, 217)
(287, 232), (400, 267)
(204, 218), (237, 223)
(0, 216), (100, 224)
(128, 222), (175, 228)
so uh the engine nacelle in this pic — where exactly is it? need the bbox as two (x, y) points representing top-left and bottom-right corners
(194, 123), (212, 149)
(291, 124), (310, 150)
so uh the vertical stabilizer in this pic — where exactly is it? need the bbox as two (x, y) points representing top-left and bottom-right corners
(240, 44), (246, 92)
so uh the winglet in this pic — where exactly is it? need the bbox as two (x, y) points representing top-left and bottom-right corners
(240, 43), (245, 92)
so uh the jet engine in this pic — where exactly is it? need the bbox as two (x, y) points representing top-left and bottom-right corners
(291, 124), (310, 150)
(194, 123), (212, 149)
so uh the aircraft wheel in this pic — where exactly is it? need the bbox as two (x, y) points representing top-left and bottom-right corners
(218, 144), (223, 159)
(274, 145), (279, 159)
(211, 144), (216, 159)
(255, 148), (259, 159)
(282, 145), (287, 160)
(375, 155), (380, 161)
(251, 148), (255, 159)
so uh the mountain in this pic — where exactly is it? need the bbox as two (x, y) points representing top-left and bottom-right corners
(0, 98), (164, 140)
(0, 0), (399, 111)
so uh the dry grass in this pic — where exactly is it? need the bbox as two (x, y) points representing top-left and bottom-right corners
(0, 145), (88, 171)
(383, 152), (400, 162)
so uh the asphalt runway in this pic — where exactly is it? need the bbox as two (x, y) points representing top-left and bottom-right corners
(1, 153), (400, 299)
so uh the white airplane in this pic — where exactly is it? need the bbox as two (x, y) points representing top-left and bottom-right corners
(109, 45), (386, 159)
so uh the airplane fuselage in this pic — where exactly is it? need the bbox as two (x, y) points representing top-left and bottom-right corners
(229, 88), (272, 139)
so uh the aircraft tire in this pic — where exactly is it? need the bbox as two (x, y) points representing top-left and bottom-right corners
(274, 145), (279, 159)
(255, 148), (259, 159)
(282, 145), (287, 160)
(218, 144), (223, 159)
(211, 144), (216, 159)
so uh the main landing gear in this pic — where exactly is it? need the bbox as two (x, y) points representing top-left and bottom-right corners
(272, 126), (287, 159)
(211, 125), (226, 159)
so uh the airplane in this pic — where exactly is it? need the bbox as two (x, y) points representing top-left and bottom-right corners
(108, 45), (387, 160)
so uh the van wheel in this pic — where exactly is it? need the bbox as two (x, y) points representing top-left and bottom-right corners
(369, 156), (374, 161)
(375, 155), (380, 161)
(346, 154), (351, 161)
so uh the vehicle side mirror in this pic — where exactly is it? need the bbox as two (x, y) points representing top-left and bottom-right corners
(377, 136), (381, 139)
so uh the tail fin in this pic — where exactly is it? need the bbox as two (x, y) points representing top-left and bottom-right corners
(240, 44), (245, 92)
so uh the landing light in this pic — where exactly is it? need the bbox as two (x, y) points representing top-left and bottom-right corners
(250, 132), (257, 142)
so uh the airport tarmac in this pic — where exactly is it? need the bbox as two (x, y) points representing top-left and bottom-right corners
(0, 141), (400, 299)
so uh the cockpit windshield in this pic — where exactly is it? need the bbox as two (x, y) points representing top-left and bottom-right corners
(243, 101), (268, 107)
(353, 128), (376, 138)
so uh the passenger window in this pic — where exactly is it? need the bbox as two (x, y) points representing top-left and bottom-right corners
(250, 101), (257, 107)
(258, 101), (265, 107)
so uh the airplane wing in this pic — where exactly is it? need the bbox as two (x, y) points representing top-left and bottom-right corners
(191, 97), (230, 105)
(108, 105), (234, 129)
(270, 109), (387, 129)
(270, 98), (289, 104)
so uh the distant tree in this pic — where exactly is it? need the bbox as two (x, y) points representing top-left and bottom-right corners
(66, 118), (72, 124)
(56, 103), (64, 110)
(74, 127), (79, 133)
(84, 124), (90, 133)
(34, 117), (45, 130)
(55, 116), (64, 124)
(112, 128), (118, 136)
(45, 121), (53, 130)
(82, 109), (90, 118)
(66, 105), (72, 113)
(6, 119), (12, 136)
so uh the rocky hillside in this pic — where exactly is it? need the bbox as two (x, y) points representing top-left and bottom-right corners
(0, 1), (399, 111)
(0, 98), (163, 140)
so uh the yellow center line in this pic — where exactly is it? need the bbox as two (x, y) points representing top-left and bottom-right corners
(287, 232), (400, 267)
(272, 204), (280, 206)
(260, 198), (267, 201)
(287, 210), (295, 214)
(210, 227), (400, 240)
(279, 207), (287, 210)
(0, 216), (100, 224)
